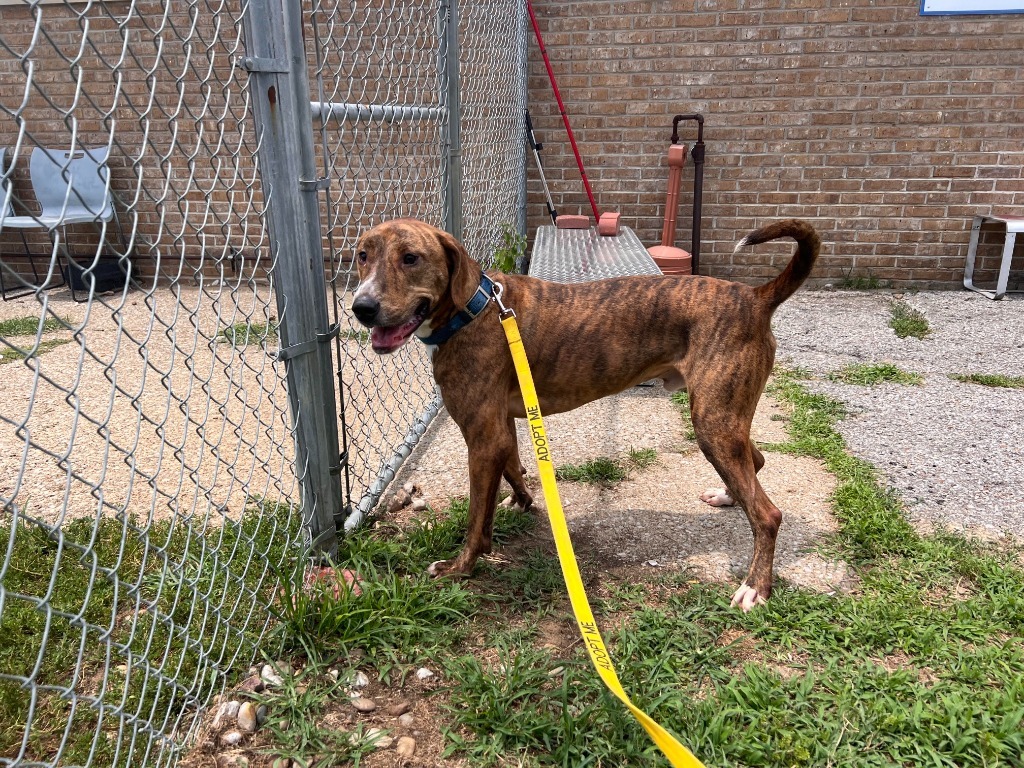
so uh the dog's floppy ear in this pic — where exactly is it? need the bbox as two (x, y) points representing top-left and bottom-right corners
(435, 228), (480, 308)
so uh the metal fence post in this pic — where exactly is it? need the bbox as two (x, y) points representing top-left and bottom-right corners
(517, 7), (530, 241)
(440, 0), (464, 240)
(242, 0), (343, 555)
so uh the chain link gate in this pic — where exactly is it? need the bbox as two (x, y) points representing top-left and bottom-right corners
(0, 0), (526, 766)
(308, 0), (529, 529)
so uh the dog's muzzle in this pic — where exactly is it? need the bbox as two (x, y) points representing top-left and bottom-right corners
(354, 297), (431, 354)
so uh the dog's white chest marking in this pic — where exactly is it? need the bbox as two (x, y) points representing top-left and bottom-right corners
(414, 321), (439, 369)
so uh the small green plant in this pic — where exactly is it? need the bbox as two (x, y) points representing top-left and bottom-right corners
(888, 300), (930, 339)
(219, 320), (279, 346)
(0, 315), (67, 336)
(950, 372), (1024, 389)
(0, 338), (71, 364)
(830, 363), (923, 386)
(626, 446), (658, 471)
(837, 272), (883, 290)
(492, 224), (526, 274)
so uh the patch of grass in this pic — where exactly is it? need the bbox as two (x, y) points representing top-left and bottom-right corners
(479, 547), (567, 607)
(0, 498), (299, 766)
(627, 446), (657, 470)
(554, 449), (656, 486)
(889, 299), (931, 339)
(829, 362), (924, 386)
(1, 315), (75, 364)
(0, 338), (72, 364)
(0, 315), (66, 336)
(401, 497), (535, 572)
(556, 458), (626, 484)
(670, 390), (696, 440)
(340, 327), (370, 344)
(950, 372), (1024, 389)
(270, 497), (539, 666)
(219, 320), (279, 346)
(432, 367), (1024, 766)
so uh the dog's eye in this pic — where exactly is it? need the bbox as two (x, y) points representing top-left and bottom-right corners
(357, 251), (367, 264)
(402, 253), (419, 266)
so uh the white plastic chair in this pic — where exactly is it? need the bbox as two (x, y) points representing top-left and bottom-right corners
(0, 147), (47, 299)
(2, 146), (127, 300)
(5, 146), (114, 227)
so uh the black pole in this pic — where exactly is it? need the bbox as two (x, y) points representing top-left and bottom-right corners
(671, 113), (704, 275)
(525, 109), (558, 225)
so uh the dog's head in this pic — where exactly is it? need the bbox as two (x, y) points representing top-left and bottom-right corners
(352, 219), (478, 354)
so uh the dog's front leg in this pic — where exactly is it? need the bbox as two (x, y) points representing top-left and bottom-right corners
(428, 419), (513, 578)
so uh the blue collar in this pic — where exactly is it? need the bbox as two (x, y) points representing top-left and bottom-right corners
(418, 273), (495, 346)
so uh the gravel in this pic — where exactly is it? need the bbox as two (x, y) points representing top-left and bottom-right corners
(773, 290), (1024, 539)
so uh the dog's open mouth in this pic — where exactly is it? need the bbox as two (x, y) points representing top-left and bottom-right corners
(370, 299), (430, 354)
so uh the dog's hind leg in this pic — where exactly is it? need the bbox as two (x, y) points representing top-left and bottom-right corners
(499, 417), (534, 511)
(692, 411), (781, 612)
(428, 412), (514, 578)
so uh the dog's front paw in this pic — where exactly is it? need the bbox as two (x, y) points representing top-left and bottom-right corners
(700, 487), (735, 507)
(730, 582), (767, 613)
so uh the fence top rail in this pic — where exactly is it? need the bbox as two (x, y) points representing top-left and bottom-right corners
(310, 101), (446, 124)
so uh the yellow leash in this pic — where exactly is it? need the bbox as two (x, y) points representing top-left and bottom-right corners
(492, 284), (707, 768)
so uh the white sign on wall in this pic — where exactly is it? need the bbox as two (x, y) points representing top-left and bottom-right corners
(921, 0), (1024, 13)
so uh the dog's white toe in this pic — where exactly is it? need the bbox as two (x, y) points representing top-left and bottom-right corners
(730, 583), (766, 613)
(700, 487), (735, 507)
(427, 560), (444, 577)
(498, 495), (515, 509)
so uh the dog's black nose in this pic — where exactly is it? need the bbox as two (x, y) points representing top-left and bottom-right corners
(351, 296), (380, 325)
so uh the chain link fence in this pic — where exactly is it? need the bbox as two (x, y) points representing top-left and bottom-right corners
(0, 0), (527, 765)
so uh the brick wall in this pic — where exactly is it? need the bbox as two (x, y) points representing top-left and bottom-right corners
(524, 0), (1024, 289)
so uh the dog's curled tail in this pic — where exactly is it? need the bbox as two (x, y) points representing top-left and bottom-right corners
(736, 219), (821, 312)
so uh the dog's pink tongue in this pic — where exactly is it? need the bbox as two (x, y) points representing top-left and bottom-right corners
(371, 323), (413, 352)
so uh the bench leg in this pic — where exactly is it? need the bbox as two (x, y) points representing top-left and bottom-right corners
(963, 215), (986, 296)
(994, 231), (1015, 301)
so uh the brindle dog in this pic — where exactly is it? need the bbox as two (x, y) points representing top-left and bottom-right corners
(351, 218), (820, 611)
